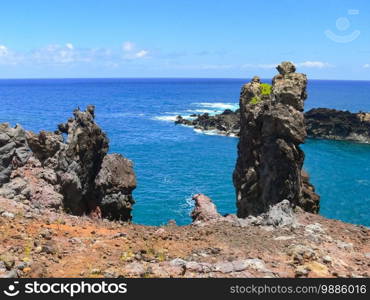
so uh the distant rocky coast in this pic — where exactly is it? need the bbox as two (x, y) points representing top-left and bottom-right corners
(175, 106), (370, 143)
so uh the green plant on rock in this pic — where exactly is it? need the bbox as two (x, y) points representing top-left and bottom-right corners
(260, 83), (272, 95)
(250, 96), (262, 105)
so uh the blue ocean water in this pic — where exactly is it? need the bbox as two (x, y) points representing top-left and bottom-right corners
(0, 78), (369, 226)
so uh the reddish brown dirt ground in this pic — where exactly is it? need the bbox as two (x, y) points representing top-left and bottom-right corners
(0, 197), (369, 278)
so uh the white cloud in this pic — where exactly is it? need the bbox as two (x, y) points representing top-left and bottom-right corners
(0, 45), (23, 65)
(121, 42), (149, 59)
(31, 44), (78, 64)
(134, 50), (149, 58)
(65, 43), (74, 50)
(122, 41), (135, 52)
(363, 64), (370, 68)
(0, 45), (9, 56)
(0, 41), (152, 67)
(296, 61), (331, 68)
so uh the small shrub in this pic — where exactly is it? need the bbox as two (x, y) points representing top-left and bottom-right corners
(250, 96), (261, 105)
(23, 241), (32, 262)
(120, 251), (134, 262)
(260, 83), (272, 95)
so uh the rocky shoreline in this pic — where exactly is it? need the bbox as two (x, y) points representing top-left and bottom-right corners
(175, 107), (370, 144)
(0, 62), (369, 278)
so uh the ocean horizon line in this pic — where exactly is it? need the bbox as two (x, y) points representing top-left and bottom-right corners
(1, 77), (370, 82)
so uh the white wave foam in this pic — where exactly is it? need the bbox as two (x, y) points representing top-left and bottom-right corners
(356, 179), (370, 186)
(152, 115), (179, 122)
(152, 114), (195, 122)
(193, 128), (238, 138)
(194, 128), (225, 136)
(186, 109), (218, 114)
(193, 102), (238, 111)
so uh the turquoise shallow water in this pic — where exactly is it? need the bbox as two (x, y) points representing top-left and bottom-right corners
(0, 78), (369, 226)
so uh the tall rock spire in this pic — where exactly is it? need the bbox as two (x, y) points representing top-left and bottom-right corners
(233, 61), (319, 217)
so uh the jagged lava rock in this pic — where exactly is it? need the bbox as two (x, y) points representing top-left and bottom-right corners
(175, 109), (240, 137)
(1, 106), (136, 221)
(55, 105), (109, 214)
(0, 123), (31, 185)
(305, 108), (370, 143)
(233, 62), (319, 217)
(191, 193), (221, 222)
(26, 130), (63, 163)
(95, 154), (136, 221)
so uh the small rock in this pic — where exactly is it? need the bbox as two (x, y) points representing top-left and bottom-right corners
(213, 262), (234, 273)
(185, 261), (206, 273)
(154, 228), (166, 235)
(103, 271), (116, 278)
(295, 265), (309, 277)
(231, 260), (248, 272)
(16, 262), (28, 270)
(1, 211), (15, 219)
(69, 237), (82, 244)
(274, 235), (295, 241)
(3, 269), (18, 278)
(124, 262), (146, 276)
(40, 229), (53, 240)
(287, 245), (316, 263)
(34, 245), (42, 253)
(305, 223), (325, 234)
(1, 255), (15, 270)
(336, 240), (353, 251)
(41, 244), (56, 255)
(167, 219), (177, 226)
(263, 200), (296, 227)
(170, 258), (186, 267)
(322, 255), (332, 264)
(191, 194), (221, 222)
(244, 259), (271, 273)
(112, 232), (127, 239)
(0, 261), (6, 272)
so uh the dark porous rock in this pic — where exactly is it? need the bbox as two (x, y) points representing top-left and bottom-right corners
(55, 106), (109, 215)
(26, 130), (63, 163)
(176, 108), (370, 144)
(272, 63), (307, 111)
(0, 123), (31, 185)
(233, 62), (319, 217)
(175, 110), (240, 137)
(305, 108), (370, 143)
(300, 170), (320, 213)
(0, 106), (136, 221)
(95, 154), (136, 221)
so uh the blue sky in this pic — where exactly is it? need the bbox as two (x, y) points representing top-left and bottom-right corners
(0, 0), (370, 79)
